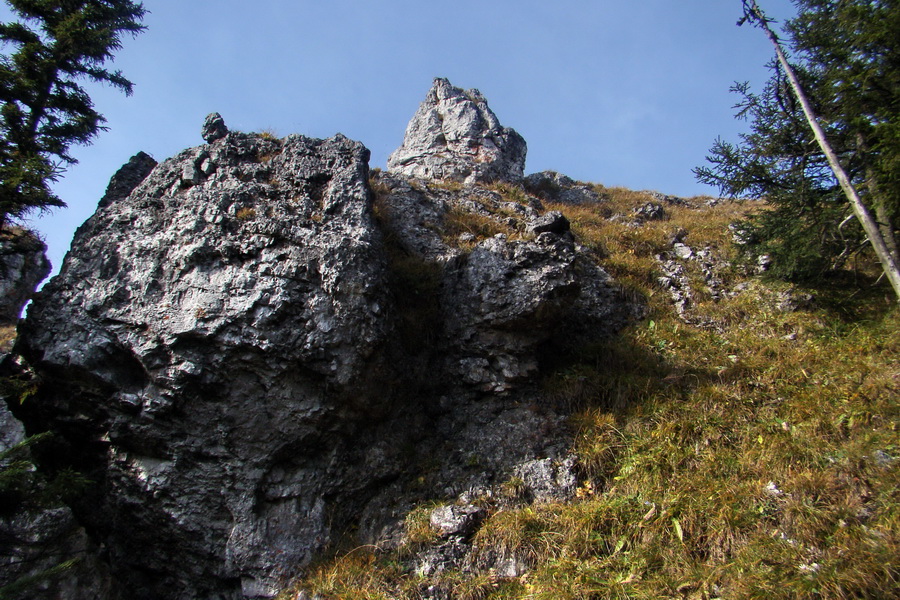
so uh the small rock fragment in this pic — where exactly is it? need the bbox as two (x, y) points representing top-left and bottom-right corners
(429, 504), (485, 538)
(673, 243), (693, 260)
(527, 211), (570, 236)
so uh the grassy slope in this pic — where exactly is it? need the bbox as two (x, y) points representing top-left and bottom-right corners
(283, 184), (899, 600)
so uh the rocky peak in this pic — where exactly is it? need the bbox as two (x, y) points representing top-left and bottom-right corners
(201, 112), (229, 143)
(387, 77), (526, 184)
(98, 151), (158, 209)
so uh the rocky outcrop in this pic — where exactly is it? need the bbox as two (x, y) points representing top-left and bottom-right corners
(372, 171), (638, 393)
(0, 227), (51, 323)
(97, 151), (158, 209)
(523, 171), (603, 205)
(16, 126), (389, 599)
(12, 90), (641, 600)
(387, 78), (526, 184)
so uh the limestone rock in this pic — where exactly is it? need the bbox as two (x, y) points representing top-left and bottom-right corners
(526, 210), (570, 236)
(673, 242), (693, 260)
(387, 78), (526, 184)
(633, 202), (666, 222)
(201, 112), (229, 143)
(98, 151), (157, 209)
(0, 227), (51, 323)
(524, 171), (602, 205)
(513, 456), (578, 502)
(16, 130), (389, 599)
(649, 191), (688, 206)
(372, 171), (640, 395)
(429, 504), (485, 538)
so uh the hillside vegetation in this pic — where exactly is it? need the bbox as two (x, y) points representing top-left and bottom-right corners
(282, 182), (899, 599)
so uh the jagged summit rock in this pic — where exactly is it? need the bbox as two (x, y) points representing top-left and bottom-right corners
(98, 151), (157, 208)
(201, 112), (228, 142)
(387, 77), (527, 184)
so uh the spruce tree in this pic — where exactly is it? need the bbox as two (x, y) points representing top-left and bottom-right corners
(0, 0), (146, 227)
(696, 0), (900, 292)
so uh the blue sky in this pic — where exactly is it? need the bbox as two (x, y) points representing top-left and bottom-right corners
(1, 0), (797, 275)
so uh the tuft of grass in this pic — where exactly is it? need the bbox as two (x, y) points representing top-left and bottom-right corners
(443, 205), (512, 248)
(235, 207), (256, 221)
(0, 324), (17, 352)
(257, 128), (280, 140)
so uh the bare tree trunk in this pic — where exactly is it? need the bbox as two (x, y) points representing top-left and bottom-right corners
(742, 0), (900, 302)
(875, 203), (900, 265)
(856, 135), (900, 265)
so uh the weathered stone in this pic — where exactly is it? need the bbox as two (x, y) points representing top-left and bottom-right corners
(0, 227), (51, 323)
(387, 78), (526, 184)
(513, 456), (578, 502)
(649, 191), (688, 206)
(16, 131), (389, 599)
(526, 210), (570, 236)
(656, 257), (692, 316)
(775, 289), (815, 313)
(443, 232), (631, 392)
(415, 540), (468, 577)
(429, 504), (485, 538)
(201, 112), (228, 143)
(524, 171), (602, 205)
(634, 202), (666, 222)
(673, 242), (693, 260)
(97, 151), (157, 209)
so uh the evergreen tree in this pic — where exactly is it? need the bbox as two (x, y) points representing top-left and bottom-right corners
(0, 0), (146, 226)
(696, 0), (900, 289)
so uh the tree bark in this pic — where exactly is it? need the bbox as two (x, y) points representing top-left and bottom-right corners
(744, 1), (900, 302)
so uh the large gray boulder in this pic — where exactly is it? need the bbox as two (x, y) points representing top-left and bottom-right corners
(372, 171), (640, 394)
(387, 78), (526, 184)
(16, 130), (390, 599)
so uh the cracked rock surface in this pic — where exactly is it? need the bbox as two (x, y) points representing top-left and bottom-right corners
(388, 78), (526, 184)
(11, 101), (641, 599)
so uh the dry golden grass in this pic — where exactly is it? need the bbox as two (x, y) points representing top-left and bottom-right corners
(0, 324), (17, 353)
(283, 182), (899, 600)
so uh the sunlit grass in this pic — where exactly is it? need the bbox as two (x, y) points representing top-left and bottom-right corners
(283, 183), (899, 599)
